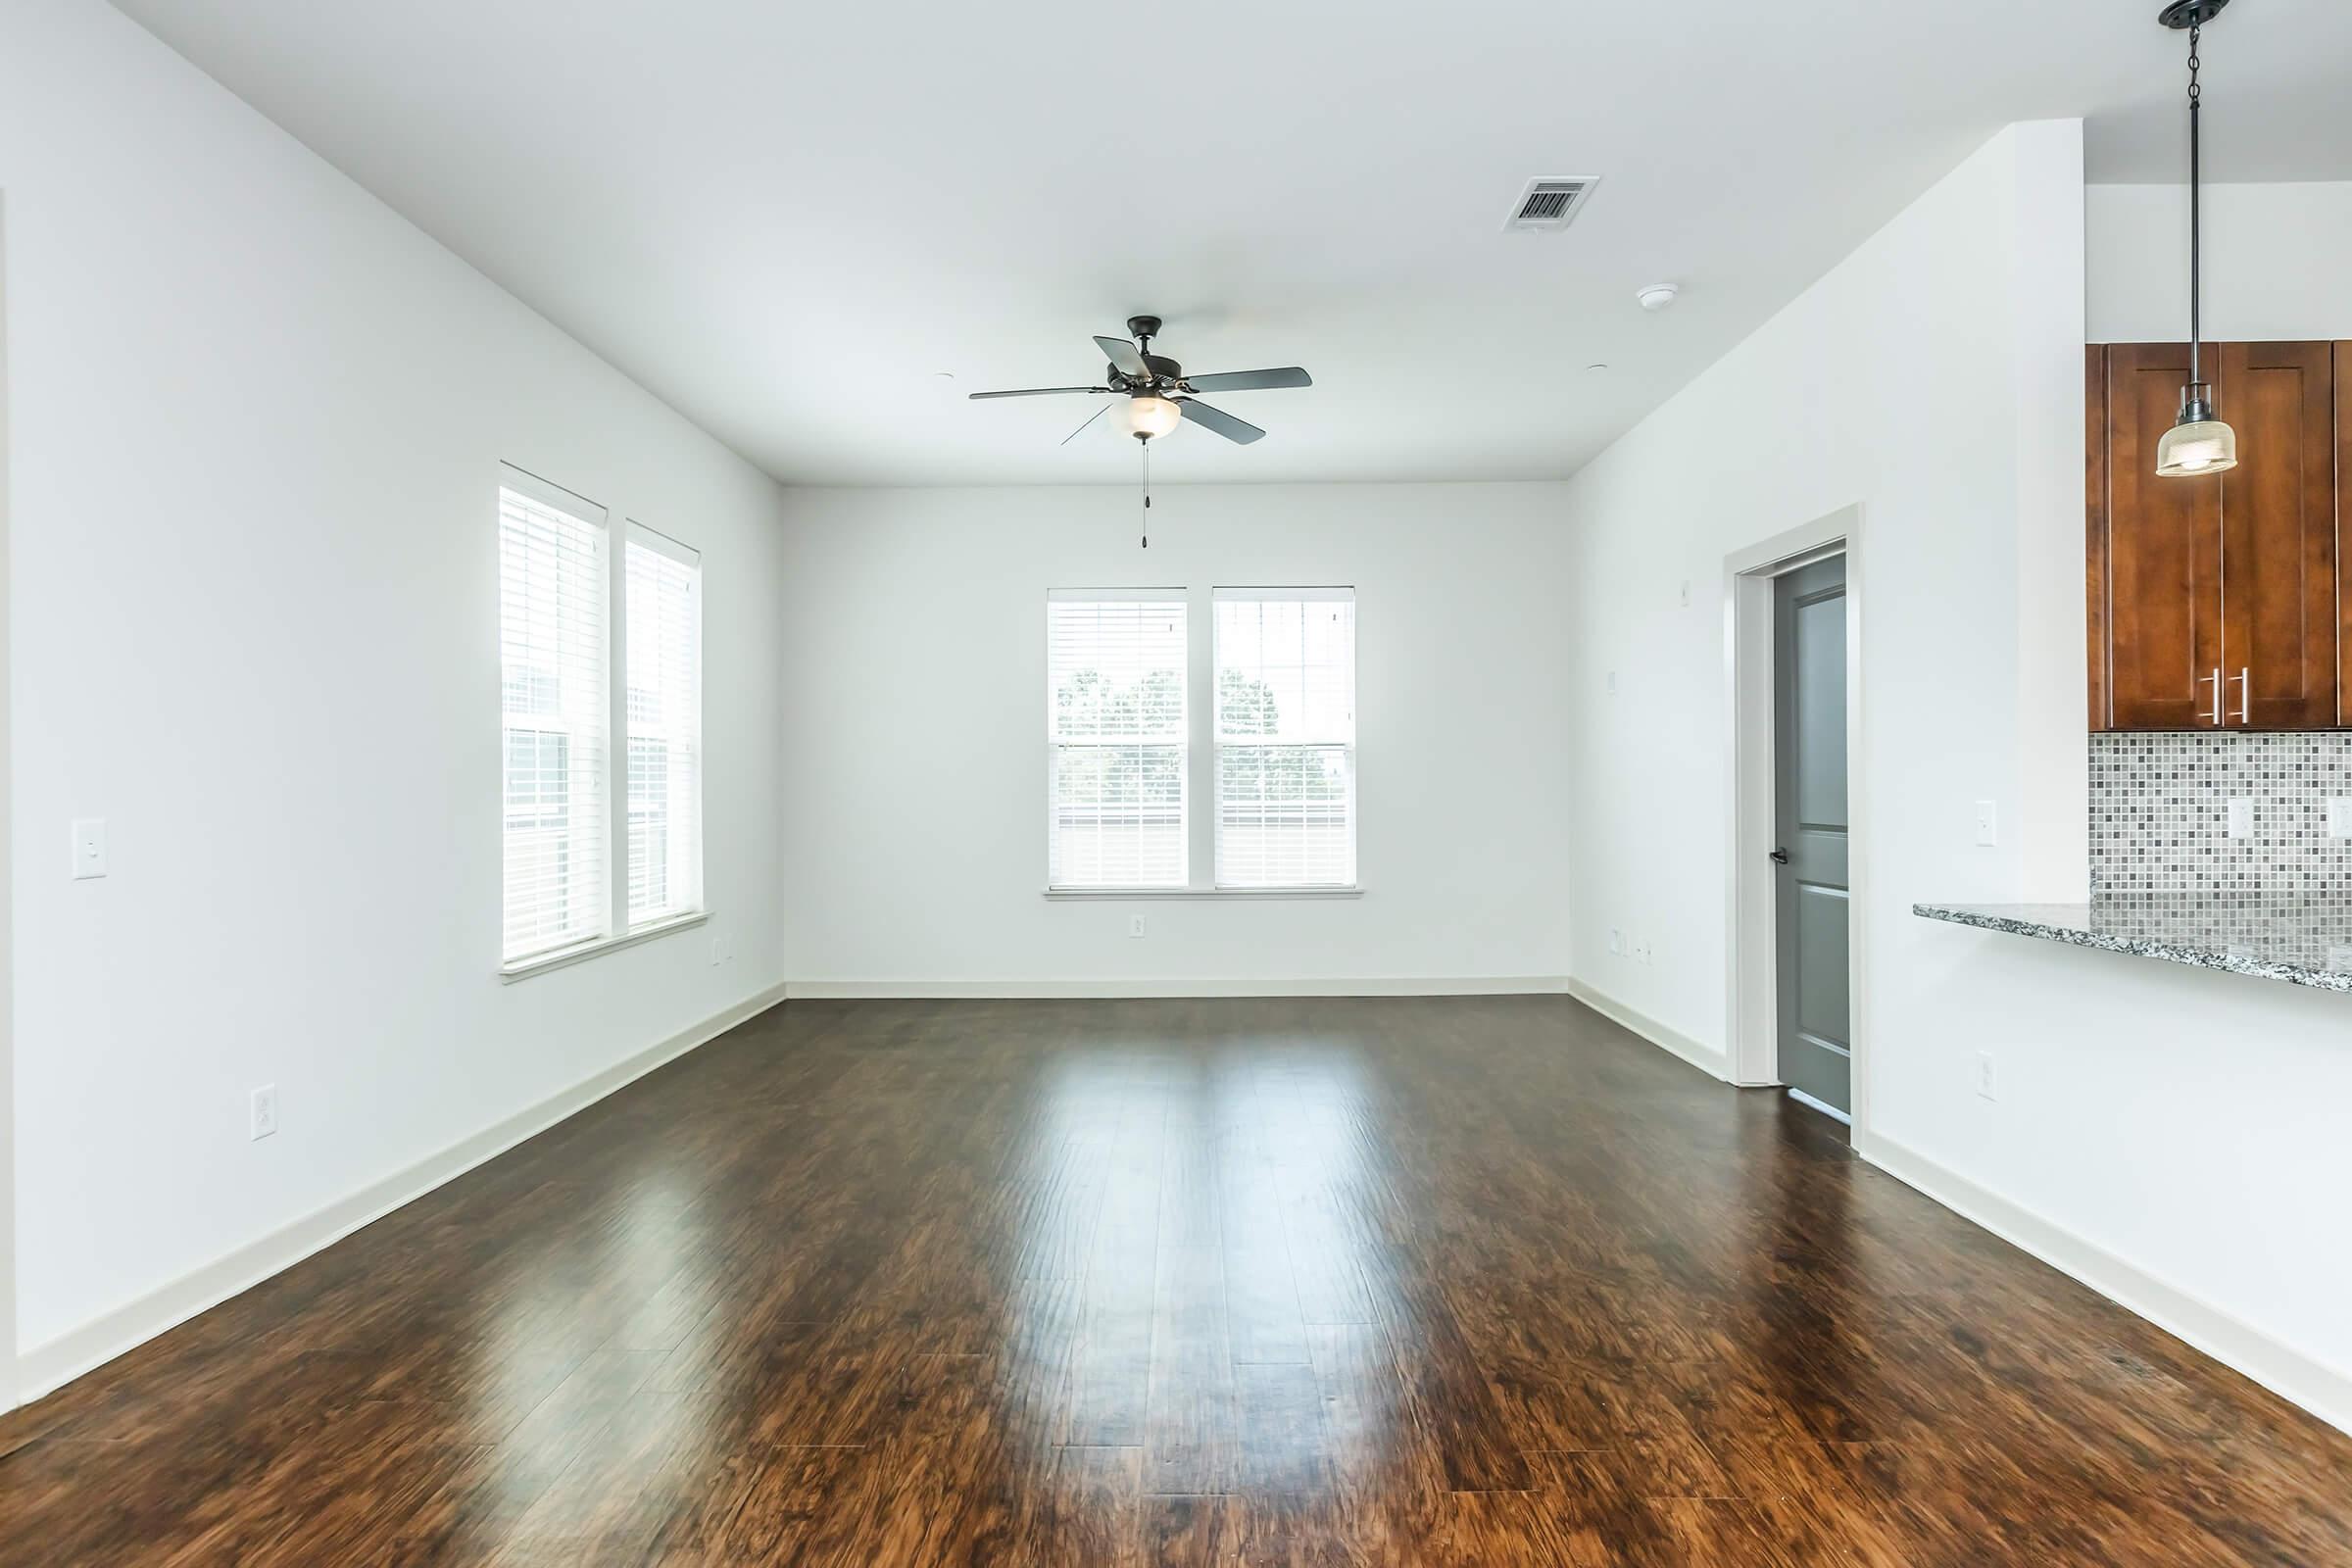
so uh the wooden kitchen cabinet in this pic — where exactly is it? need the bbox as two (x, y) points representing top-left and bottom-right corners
(2087, 341), (2341, 730)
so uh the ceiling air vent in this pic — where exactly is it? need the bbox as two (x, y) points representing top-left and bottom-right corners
(1503, 175), (1599, 233)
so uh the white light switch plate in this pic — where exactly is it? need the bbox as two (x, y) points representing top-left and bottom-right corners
(72, 818), (107, 879)
(2228, 798), (2254, 840)
(1974, 801), (1996, 847)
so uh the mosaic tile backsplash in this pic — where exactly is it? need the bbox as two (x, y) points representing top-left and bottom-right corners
(2090, 731), (2352, 909)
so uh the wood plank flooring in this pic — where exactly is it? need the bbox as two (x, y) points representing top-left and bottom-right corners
(5, 995), (2351, 1564)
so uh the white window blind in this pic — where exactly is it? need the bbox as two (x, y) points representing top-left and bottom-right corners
(624, 524), (704, 927)
(1047, 593), (1188, 888)
(500, 473), (610, 961)
(1214, 589), (1357, 888)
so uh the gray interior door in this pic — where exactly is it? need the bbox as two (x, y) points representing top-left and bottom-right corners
(1774, 555), (1850, 1117)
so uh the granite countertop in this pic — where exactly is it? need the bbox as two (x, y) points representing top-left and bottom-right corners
(1913, 900), (2352, 992)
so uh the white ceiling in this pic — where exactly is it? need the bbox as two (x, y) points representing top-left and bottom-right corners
(115, 0), (2352, 487)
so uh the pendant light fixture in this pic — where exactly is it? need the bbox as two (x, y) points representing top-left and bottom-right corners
(2153, 0), (2236, 477)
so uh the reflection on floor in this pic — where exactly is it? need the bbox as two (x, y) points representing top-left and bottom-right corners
(3, 995), (2348, 1564)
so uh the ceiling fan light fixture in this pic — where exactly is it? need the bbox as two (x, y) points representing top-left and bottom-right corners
(1116, 394), (1182, 440)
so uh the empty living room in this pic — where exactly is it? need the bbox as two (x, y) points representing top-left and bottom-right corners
(7, 0), (2352, 1561)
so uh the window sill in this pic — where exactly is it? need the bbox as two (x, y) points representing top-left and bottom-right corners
(1043, 887), (1364, 901)
(499, 910), (709, 983)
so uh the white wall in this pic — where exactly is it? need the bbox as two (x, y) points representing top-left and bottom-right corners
(1565, 119), (2352, 1431)
(1, 2), (789, 1370)
(2088, 181), (2352, 341)
(777, 482), (1574, 992)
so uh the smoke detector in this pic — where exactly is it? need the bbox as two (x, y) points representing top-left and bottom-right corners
(1637, 282), (1680, 312)
(1503, 175), (1600, 233)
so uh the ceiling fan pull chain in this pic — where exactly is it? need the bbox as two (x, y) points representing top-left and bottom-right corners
(1140, 437), (1151, 549)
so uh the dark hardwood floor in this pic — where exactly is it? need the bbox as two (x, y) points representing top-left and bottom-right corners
(4, 996), (2350, 1565)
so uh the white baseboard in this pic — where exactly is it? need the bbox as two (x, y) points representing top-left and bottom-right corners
(1563, 977), (1731, 1080)
(14, 981), (790, 1405)
(1858, 1131), (2352, 1439)
(784, 976), (1572, 1000)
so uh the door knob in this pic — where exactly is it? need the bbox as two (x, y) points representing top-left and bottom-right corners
(1769, 847), (1791, 865)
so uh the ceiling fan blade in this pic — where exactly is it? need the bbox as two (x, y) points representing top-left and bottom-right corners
(1094, 335), (1151, 381)
(968, 385), (1109, 400)
(1182, 367), (1313, 393)
(1059, 404), (1110, 446)
(1178, 398), (1265, 445)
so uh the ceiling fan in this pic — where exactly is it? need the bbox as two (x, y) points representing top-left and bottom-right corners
(968, 315), (1312, 446)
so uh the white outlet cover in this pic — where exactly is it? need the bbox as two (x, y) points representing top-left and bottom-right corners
(1128, 914), (1147, 939)
(1975, 1051), (1998, 1101)
(250, 1084), (279, 1141)
(1973, 801), (1996, 847)
(2329, 799), (2352, 839)
(2228, 798), (2255, 840)
(71, 817), (107, 880)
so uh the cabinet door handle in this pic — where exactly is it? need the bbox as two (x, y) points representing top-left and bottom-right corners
(2230, 667), (2249, 724)
(2198, 666), (2223, 726)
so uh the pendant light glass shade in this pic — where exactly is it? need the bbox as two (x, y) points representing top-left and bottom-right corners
(1115, 395), (1181, 439)
(2155, 415), (2237, 476)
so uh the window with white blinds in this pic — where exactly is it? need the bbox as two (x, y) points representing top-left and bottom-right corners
(1214, 589), (1357, 889)
(1047, 594), (1188, 888)
(624, 525), (703, 927)
(500, 474), (610, 962)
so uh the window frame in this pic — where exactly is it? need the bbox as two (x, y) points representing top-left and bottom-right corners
(498, 465), (709, 980)
(1211, 587), (1358, 892)
(622, 521), (706, 930)
(1044, 589), (1192, 893)
(1041, 584), (1363, 900)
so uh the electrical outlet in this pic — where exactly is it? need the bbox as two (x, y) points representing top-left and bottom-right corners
(72, 817), (107, 880)
(1606, 668), (1618, 696)
(250, 1084), (279, 1141)
(2328, 799), (2352, 839)
(2228, 798), (2254, 840)
(1678, 579), (1691, 608)
(1975, 1051), (1998, 1102)
(1128, 914), (1147, 939)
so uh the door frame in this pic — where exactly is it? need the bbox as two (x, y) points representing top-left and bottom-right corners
(1723, 505), (1869, 1134)
(1, 192), (18, 1413)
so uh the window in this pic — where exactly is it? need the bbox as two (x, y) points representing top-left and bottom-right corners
(499, 468), (706, 971)
(624, 526), (703, 925)
(1047, 593), (1188, 888)
(1041, 587), (1360, 895)
(499, 474), (609, 961)
(1214, 589), (1356, 888)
